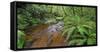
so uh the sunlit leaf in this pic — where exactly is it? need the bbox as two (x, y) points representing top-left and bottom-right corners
(17, 30), (25, 48)
(56, 17), (63, 20)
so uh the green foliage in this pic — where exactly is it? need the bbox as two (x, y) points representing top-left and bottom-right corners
(68, 39), (86, 46)
(17, 30), (25, 48)
(62, 15), (96, 45)
(31, 18), (39, 24)
(17, 3), (96, 48)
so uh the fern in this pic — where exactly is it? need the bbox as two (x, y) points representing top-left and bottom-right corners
(17, 30), (25, 48)
(62, 15), (96, 46)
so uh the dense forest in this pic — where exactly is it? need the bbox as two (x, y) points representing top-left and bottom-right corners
(17, 3), (96, 48)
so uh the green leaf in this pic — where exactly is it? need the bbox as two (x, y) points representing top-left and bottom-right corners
(17, 30), (25, 48)
(77, 26), (88, 37)
(90, 33), (96, 38)
(87, 38), (96, 45)
(56, 17), (63, 20)
(63, 27), (76, 41)
(82, 25), (93, 29)
(17, 38), (25, 48)
(68, 39), (86, 46)
(31, 18), (39, 24)
(18, 30), (25, 36)
(45, 18), (57, 23)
